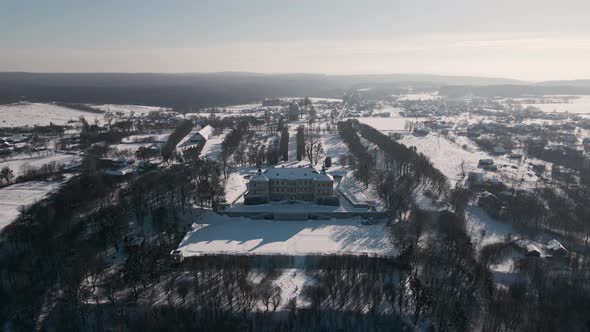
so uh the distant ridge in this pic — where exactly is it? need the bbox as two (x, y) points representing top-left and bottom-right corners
(536, 79), (590, 88)
(0, 72), (526, 87)
(1, 72), (589, 106)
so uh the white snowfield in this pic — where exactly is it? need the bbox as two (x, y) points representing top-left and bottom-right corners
(397, 93), (440, 101)
(465, 205), (514, 249)
(357, 117), (428, 132)
(0, 103), (103, 127)
(520, 95), (590, 114)
(92, 104), (170, 115)
(177, 213), (396, 257)
(0, 152), (81, 177)
(121, 132), (171, 143)
(0, 180), (63, 230)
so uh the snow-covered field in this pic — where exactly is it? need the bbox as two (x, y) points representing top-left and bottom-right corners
(224, 169), (255, 204)
(465, 205), (514, 249)
(92, 104), (170, 115)
(0, 103), (103, 127)
(521, 95), (590, 114)
(0, 152), (81, 177)
(0, 180), (64, 230)
(200, 132), (227, 160)
(397, 92), (440, 101)
(177, 213), (396, 257)
(397, 132), (541, 186)
(398, 133), (489, 181)
(222, 103), (262, 111)
(121, 132), (171, 143)
(337, 171), (384, 210)
(113, 143), (158, 154)
(356, 117), (428, 131)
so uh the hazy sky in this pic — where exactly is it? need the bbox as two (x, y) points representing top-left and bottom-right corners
(1, 0), (589, 81)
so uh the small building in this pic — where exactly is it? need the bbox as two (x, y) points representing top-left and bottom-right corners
(492, 146), (506, 155)
(477, 191), (501, 216)
(198, 125), (213, 140)
(176, 129), (206, 152)
(468, 171), (484, 184)
(525, 244), (542, 257)
(0, 140), (14, 155)
(101, 157), (135, 177)
(414, 128), (430, 136)
(531, 163), (546, 174)
(478, 159), (494, 167)
(497, 191), (513, 202)
(547, 239), (568, 256)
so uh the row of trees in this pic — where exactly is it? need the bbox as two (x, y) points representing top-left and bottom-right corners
(161, 120), (194, 162)
(0, 170), (127, 330)
(338, 120), (374, 187)
(337, 120), (448, 220)
(357, 121), (448, 196)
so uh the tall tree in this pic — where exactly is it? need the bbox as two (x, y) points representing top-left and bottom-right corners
(280, 127), (289, 162)
(277, 115), (284, 132)
(296, 126), (305, 161)
(0, 166), (14, 184)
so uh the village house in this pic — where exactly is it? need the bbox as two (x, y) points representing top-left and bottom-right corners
(176, 124), (212, 152)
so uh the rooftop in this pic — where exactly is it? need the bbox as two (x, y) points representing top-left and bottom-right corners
(250, 166), (333, 182)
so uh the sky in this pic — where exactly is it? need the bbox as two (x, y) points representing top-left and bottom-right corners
(1, 0), (589, 81)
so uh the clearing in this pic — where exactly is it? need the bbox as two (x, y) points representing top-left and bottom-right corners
(177, 213), (396, 257)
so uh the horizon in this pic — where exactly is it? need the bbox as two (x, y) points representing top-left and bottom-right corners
(2, 0), (590, 81)
(0, 71), (587, 84)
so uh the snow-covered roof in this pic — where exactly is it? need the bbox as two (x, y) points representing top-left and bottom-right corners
(253, 167), (333, 182)
(104, 166), (134, 176)
(198, 125), (213, 138)
(493, 146), (506, 153)
(526, 244), (542, 253)
(176, 130), (205, 149)
(547, 239), (567, 252)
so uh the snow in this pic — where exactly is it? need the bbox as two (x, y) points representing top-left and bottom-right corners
(356, 117), (428, 131)
(0, 103), (103, 127)
(177, 213), (396, 257)
(490, 256), (516, 273)
(224, 170), (250, 204)
(366, 131), (545, 188)
(113, 143), (158, 154)
(223, 103), (262, 111)
(92, 104), (169, 115)
(0, 151), (81, 177)
(337, 171), (384, 210)
(121, 132), (170, 143)
(489, 247), (524, 286)
(0, 180), (64, 230)
(397, 93), (440, 101)
(321, 132), (348, 159)
(521, 95), (590, 115)
(465, 205), (514, 249)
(200, 132), (227, 160)
(399, 133), (488, 182)
(272, 269), (313, 308)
